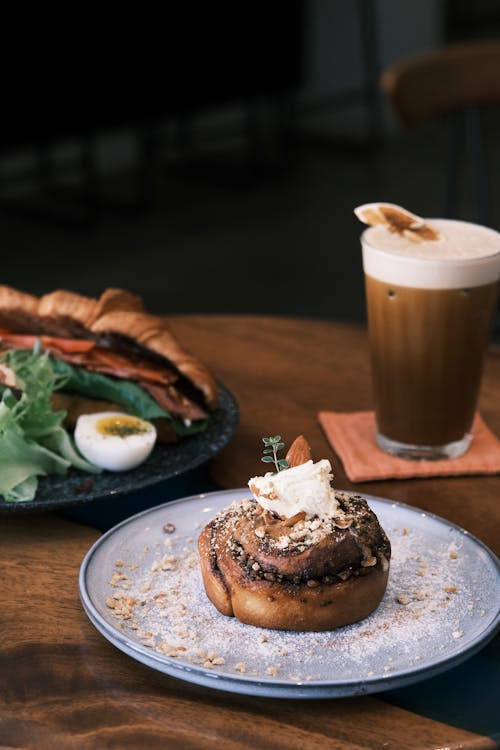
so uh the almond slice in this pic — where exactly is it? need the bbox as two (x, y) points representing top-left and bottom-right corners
(354, 202), (441, 242)
(283, 511), (307, 527)
(285, 435), (312, 468)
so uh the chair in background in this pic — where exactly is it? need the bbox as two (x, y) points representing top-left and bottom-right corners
(380, 40), (500, 227)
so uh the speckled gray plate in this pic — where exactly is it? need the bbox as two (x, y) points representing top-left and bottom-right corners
(0, 383), (238, 514)
(79, 489), (500, 698)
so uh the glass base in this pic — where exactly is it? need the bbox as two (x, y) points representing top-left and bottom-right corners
(375, 430), (473, 461)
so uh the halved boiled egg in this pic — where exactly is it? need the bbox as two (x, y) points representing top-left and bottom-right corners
(74, 412), (157, 471)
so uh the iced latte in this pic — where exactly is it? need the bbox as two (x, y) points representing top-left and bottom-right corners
(358, 206), (500, 459)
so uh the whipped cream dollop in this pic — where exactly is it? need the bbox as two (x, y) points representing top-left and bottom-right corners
(248, 459), (339, 519)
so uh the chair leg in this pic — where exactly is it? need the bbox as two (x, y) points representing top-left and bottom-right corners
(465, 107), (492, 227)
(137, 124), (158, 211)
(358, 0), (383, 143)
(444, 112), (463, 219)
(80, 134), (100, 224)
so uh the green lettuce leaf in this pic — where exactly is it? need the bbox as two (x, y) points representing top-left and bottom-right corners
(41, 426), (103, 473)
(0, 346), (99, 502)
(1, 344), (69, 438)
(0, 424), (71, 502)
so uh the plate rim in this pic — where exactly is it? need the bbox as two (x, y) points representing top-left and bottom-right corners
(79, 488), (500, 699)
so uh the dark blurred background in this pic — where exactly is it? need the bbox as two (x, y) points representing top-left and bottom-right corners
(1, 0), (500, 322)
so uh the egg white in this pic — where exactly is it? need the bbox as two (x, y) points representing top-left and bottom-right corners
(74, 412), (157, 472)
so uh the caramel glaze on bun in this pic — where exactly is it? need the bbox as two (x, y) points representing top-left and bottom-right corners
(198, 491), (391, 632)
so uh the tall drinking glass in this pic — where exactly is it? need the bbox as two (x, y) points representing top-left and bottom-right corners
(362, 218), (500, 460)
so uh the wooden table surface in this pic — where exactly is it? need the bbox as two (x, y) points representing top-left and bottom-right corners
(1, 315), (499, 750)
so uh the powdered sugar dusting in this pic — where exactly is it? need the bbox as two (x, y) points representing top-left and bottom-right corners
(96, 494), (499, 687)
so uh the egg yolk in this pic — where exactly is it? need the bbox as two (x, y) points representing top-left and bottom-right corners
(95, 415), (150, 438)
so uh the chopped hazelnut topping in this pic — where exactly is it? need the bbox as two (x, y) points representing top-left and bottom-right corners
(283, 511), (306, 527)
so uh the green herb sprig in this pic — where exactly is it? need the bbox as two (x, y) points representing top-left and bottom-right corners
(261, 435), (289, 473)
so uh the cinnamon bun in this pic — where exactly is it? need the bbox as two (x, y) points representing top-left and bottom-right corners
(198, 437), (391, 631)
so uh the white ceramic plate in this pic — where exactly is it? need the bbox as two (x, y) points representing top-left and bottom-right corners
(79, 489), (500, 698)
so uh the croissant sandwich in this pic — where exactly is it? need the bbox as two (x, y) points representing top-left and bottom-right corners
(198, 436), (391, 631)
(0, 285), (218, 441)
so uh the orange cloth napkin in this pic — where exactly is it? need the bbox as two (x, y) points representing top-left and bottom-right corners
(318, 411), (500, 482)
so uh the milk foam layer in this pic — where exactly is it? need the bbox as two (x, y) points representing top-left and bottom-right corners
(363, 219), (500, 289)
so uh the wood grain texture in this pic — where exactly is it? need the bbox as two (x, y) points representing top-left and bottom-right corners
(1, 316), (499, 750)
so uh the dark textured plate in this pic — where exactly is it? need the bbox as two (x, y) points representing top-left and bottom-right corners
(0, 382), (238, 514)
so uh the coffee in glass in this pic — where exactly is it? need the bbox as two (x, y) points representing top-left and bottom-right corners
(357, 204), (500, 460)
